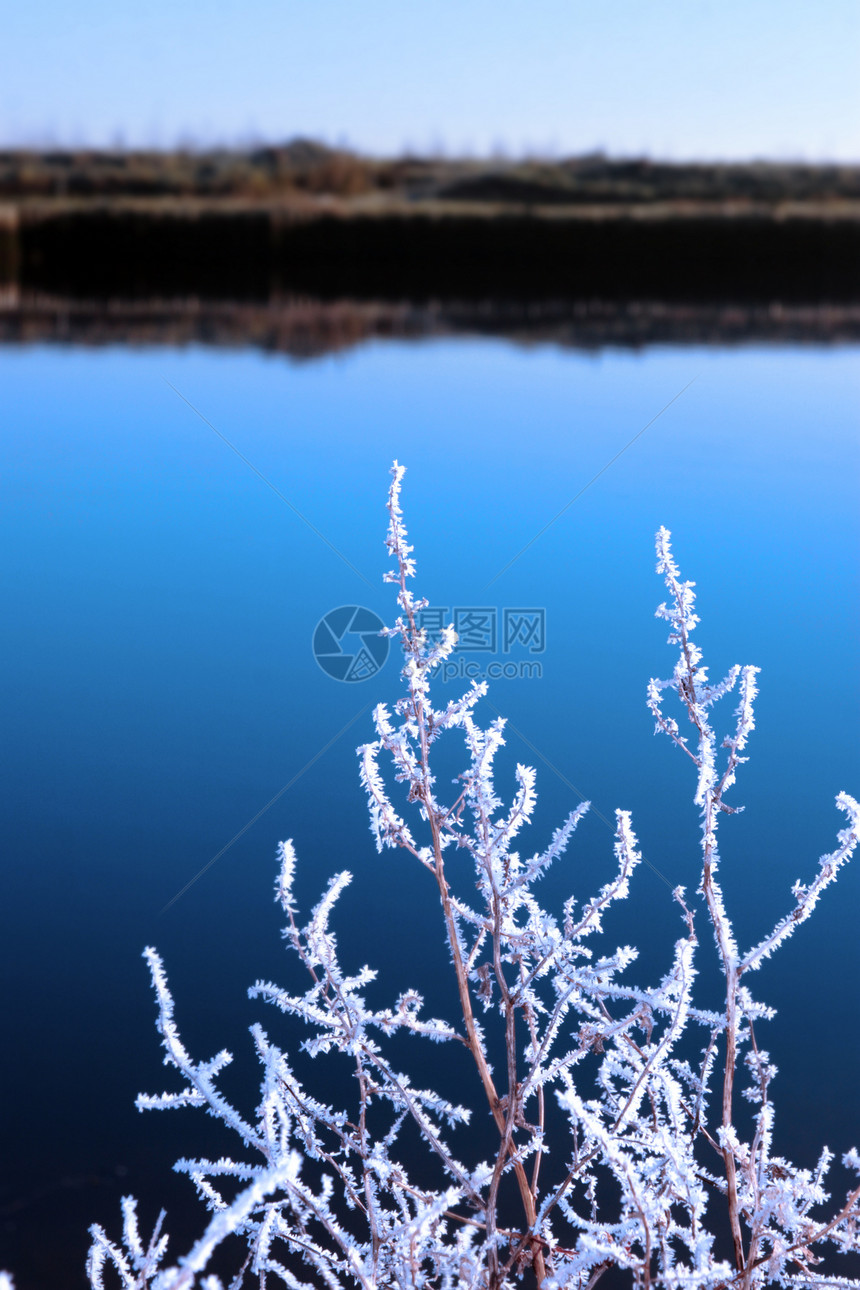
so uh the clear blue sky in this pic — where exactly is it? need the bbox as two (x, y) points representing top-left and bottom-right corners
(3, 0), (858, 161)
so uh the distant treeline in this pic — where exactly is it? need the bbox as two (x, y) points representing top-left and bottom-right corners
(2, 141), (859, 306)
(2, 140), (860, 206)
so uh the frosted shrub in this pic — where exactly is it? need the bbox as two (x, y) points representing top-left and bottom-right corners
(80, 463), (859, 1290)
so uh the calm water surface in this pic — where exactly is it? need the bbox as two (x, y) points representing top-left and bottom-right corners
(1, 337), (858, 1285)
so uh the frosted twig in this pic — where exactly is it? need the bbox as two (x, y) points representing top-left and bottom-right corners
(80, 480), (858, 1290)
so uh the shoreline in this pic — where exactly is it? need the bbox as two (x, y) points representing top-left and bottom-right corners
(4, 204), (860, 303)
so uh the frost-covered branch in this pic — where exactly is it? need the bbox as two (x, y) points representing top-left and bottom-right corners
(81, 473), (858, 1290)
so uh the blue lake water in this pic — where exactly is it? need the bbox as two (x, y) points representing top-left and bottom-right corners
(1, 336), (859, 1285)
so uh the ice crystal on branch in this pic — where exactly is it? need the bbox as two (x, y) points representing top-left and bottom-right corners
(85, 466), (859, 1290)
